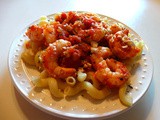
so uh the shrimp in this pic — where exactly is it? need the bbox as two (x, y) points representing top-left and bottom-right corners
(75, 13), (106, 42)
(55, 11), (79, 24)
(43, 24), (57, 46)
(41, 39), (76, 79)
(77, 28), (106, 42)
(26, 25), (44, 43)
(60, 42), (91, 69)
(43, 22), (70, 46)
(79, 12), (101, 23)
(91, 46), (113, 59)
(109, 24), (122, 34)
(109, 30), (140, 59)
(90, 46), (113, 70)
(95, 58), (130, 88)
(26, 25), (45, 52)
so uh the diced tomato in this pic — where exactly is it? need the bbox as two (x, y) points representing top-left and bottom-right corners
(123, 29), (129, 35)
(60, 47), (82, 68)
(68, 35), (81, 45)
(55, 15), (63, 23)
(83, 18), (95, 29)
(70, 12), (79, 24)
(61, 12), (67, 21)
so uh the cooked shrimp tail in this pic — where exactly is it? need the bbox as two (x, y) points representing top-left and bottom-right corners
(95, 59), (130, 88)
(41, 39), (76, 78)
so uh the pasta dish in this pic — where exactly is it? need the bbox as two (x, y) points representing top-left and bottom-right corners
(21, 11), (143, 106)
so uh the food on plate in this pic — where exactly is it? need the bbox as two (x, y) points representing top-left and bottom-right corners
(21, 11), (143, 106)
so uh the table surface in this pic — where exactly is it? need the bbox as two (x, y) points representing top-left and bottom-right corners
(0, 0), (160, 120)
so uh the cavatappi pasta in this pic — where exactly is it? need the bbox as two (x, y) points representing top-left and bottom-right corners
(21, 11), (144, 106)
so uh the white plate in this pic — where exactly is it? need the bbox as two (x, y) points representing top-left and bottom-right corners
(8, 12), (153, 120)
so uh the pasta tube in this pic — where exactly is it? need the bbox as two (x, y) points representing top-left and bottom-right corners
(77, 71), (87, 82)
(86, 72), (101, 89)
(57, 79), (68, 90)
(119, 83), (133, 106)
(34, 51), (43, 70)
(65, 81), (110, 99)
(21, 48), (35, 65)
(35, 78), (48, 87)
(34, 70), (49, 87)
(84, 82), (110, 99)
(64, 83), (84, 96)
(38, 16), (48, 27)
(66, 76), (76, 86)
(48, 78), (64, 98)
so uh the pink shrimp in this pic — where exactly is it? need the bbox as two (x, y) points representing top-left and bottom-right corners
(43, 24), (57, 46)
(25, 25), (45, 52)
(41, 39), (76, 79)
(109, 30), (140, 59)
(109, 24), (123, 34)
(55, 11), (79, 24)
(77, 28), (106, 42)
(26, 25), (44, 43)
(95, 58), (130, 88)
(90, 46), (113, 70)
(91, 46), (113, 59)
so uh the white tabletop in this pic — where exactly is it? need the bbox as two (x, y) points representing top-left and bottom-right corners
(0, 0), (160, 120)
